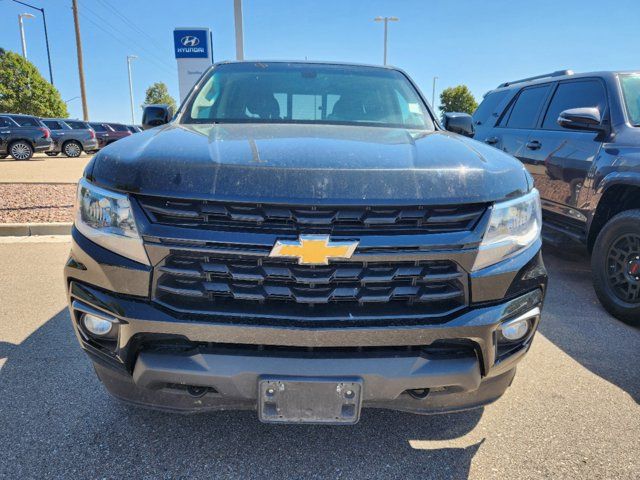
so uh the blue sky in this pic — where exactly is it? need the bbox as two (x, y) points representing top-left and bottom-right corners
(1, 0), (638, 123)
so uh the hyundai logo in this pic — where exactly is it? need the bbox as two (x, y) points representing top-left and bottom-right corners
(181, 36), (200, 47)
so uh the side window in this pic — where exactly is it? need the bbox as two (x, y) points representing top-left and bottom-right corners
(14, 117), (39, 127)
(501, 85), (551, 129)
(43, 121), (61, 129)
(0, 118), (9, 127)
(542, 80), (607, 130)
(472, 90), (509, 126)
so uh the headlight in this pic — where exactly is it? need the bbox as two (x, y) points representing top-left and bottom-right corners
(472, 189), (542, 271)
(75, 178), (149, 265)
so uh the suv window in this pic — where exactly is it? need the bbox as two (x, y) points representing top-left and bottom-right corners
(90, 123), (107, 132)
(67, 120), (89, 129)
(108, 123), (129, 132)
(542, 80), (607, 130)
(43, 120), (63, 130)
(620, 74), (640, 126)
(501, 85), (551, 129)
(10, 116), (40, 127)
(473, 90), (509, 126)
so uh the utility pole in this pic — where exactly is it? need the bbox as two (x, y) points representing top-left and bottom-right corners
(432, 76), (438, 107)
(234, 0), (244, 60)
(18, 13), (34, 58)
(127, 55), (137, 124)
(71, 0), (89, 121)
(373, 16), (398, 66)
(11, 0), (55, 84)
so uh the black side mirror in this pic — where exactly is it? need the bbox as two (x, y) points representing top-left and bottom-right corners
(557, 107), (604, 132)
(443, 112), (475, 137)
(142, 104), (173, 130)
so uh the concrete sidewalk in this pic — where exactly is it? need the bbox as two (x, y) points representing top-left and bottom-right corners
(0, 154), (91, 184)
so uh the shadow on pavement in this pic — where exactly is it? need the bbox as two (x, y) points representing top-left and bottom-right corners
(0, 308), (484, 479)
(539, 244), (640, 403)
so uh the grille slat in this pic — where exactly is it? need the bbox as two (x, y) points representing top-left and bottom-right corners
(154, 253), (467, 317)
(138, 197), (486, 235)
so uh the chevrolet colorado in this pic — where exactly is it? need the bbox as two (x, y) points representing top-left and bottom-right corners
(65, 61), (547, 424)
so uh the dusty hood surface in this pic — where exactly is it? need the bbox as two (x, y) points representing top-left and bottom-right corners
(88, 123), (530, 205)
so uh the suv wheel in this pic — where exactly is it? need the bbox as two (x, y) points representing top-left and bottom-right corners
(9, 141), (33, 160)
(63, 141), (82, 158)
(592, 209), (640, 325)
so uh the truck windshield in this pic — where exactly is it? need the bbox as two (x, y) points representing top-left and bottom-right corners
(620, 74), (640, 126)
(182, 62), (434, 130)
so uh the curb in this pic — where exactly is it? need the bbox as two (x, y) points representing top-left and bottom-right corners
(0, 222), (72, 237)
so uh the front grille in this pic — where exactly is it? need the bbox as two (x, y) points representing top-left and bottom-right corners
(138, 196), (486, 235)
(153, 251), (468, 320)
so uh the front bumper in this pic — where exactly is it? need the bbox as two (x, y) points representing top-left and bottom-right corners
(65, 227), (547, 416)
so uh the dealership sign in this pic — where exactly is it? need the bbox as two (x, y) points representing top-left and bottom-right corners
(173, 28), (213, 102)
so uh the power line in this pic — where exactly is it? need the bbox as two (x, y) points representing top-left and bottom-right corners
(95, 0), (165, 50)
(78, 0), (176, 74)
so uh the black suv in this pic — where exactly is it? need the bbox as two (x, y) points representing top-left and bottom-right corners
(41, 118), (98, 157)
(65, 61), (547, 423)
(0, 113), (53, 160)
(466, 70), (640, 324)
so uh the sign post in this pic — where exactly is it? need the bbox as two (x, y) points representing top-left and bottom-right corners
(173, 27), (213, 103)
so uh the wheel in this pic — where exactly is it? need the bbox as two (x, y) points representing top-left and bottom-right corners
(591, 209), (640, 325)
(62, 141), (82, 158)
(45, 151), (59, 157)
(9, 141), (34, 160)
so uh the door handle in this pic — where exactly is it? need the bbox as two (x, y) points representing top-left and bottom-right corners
(526, 140), (542, 150)
(485, 136), (499, 145)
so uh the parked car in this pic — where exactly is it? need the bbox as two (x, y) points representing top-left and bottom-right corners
(106, 122), (134, 139)
(88, 122), (130, 149)
(40, 118), (98, 158)
(0, 114), (53, 160)
(454, 70), (640, 324)
(65, 61), (547, 422)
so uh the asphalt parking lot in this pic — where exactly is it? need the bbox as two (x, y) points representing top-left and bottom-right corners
(0, 239), (638, 479)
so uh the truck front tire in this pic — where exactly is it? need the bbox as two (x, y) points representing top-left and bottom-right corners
(591, 209), (640, 325)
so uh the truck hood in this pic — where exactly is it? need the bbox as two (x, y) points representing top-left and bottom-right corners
(88, 123), (529, 205)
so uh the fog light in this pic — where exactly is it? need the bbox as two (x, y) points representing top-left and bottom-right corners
(500, 317), (529, 341)
(82, 313), (114, 336)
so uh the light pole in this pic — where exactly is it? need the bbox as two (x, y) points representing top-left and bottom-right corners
(234, 0), (244, 60)
(127, 55), (138, 124)
(432, 76), (438, 108)
(12, 0), (54, 84)
(18, 13), (34, 59)
(373, 16), (398, 66)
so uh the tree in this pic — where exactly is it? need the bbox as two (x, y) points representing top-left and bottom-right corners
(0, 47), (68, 117)
(143, 82), (177, 113)
(439, 85), (478, 115)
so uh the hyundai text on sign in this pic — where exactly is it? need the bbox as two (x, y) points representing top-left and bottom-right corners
(173, 27), (213, 102)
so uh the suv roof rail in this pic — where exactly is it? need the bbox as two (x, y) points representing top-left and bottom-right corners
(498, 70), (574, 88)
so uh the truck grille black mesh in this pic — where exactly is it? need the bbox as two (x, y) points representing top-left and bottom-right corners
(153, 252), (467, 319)
(138, 197), (486, 235)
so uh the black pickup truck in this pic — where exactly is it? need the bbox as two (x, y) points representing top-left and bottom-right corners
(459, 70), (640, 324)
(0, 114), (53, 160)
(65, 61), (547, 423)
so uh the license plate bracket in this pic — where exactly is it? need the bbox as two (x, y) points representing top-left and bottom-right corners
(258, 378), (362, 425)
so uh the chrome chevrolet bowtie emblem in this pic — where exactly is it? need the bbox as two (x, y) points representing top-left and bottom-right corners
(269, 235), (359, 265)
